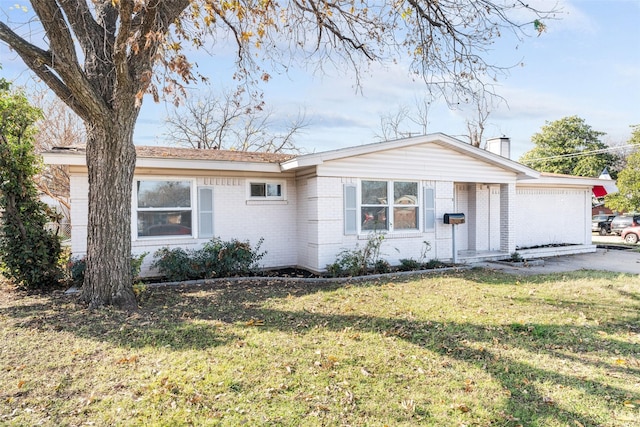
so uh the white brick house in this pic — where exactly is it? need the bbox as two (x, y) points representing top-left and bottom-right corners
(44, 133), (609, 275)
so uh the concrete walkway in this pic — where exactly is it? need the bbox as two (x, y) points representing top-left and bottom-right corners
(475, 248), (640, 276)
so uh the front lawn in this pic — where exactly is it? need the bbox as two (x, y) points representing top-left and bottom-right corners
(1, 269), (639, 426)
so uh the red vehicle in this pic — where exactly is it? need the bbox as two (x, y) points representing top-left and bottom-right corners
(621, 225), (640, 244)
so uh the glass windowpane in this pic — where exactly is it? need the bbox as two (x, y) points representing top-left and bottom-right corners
(267, 184), (281, 197)
(361, 207), (388, 231)
(137, 211), (192, 237)
(137, 181), (191, 208)
(361, 181), (387, 205)
(250, 183), (265, 197)
(394, 182), (418, 201)
(394, 207), (418, 229)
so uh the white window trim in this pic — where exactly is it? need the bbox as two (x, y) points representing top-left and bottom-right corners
(246, 179), (286, 201)
(132, 177), (197, 241)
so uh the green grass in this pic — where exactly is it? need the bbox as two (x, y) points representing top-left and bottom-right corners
(1, 269), (639, 426)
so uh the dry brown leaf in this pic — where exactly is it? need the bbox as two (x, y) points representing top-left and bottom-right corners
(456, 403), (470, 413)
(116, 355), (138, 364)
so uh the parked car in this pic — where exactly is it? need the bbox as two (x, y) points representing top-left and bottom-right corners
(621, 225), (640, 244)
(592, 215), (616, 235)
(610, 214), (640, 235)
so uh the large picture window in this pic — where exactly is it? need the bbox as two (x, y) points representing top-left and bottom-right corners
(136, 180), (192, 237)
(360, 180), (419, 232)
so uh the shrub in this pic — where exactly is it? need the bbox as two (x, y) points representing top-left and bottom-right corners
(398, 258), (421, 271)
(152, 237), (266, 282)
(398, 241), (434, 271)
(325, 233), (385, 277)
(510, 251), (523, 262)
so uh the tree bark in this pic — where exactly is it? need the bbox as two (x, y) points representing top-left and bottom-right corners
(81, 120), (138, 310)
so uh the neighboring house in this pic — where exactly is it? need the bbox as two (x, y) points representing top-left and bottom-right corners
(43, 134), (611, 276)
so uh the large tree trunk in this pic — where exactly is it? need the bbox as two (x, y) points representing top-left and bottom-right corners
(81, 120), (138, 310)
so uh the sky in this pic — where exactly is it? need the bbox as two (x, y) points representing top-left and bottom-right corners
(1, 0), (639, 160)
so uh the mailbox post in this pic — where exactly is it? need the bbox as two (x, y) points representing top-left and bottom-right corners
(443, 213), (465, 264)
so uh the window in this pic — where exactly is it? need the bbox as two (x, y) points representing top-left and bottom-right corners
(136, 180), (192, 237)
(250, 182), (282, 199)
(360, 180), (419, 232)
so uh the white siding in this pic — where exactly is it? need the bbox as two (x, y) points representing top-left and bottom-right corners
(515, 186), (591, 248)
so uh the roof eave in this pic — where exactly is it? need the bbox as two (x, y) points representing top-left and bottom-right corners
(42, 151), (285, 173)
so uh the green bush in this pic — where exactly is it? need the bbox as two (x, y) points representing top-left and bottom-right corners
(325, 233), (385, 277)
(152, 237), (266, 281)
(398, 258), (422, 271)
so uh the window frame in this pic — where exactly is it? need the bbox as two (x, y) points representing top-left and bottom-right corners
(247, 180), (285, 201)
(133, 178), (196, 240)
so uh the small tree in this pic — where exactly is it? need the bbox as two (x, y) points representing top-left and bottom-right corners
(0, 83), (63, 289)
(605, 125), (640, 212)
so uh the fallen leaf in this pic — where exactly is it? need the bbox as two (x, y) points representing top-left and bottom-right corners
(455, 403), (470, 413)
(17, 380), (25, 389)
(542, 396), (555, 405)
(464, 379), (474, 393)
(116, 355), (138, 364)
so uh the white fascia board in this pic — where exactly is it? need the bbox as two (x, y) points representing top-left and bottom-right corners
(136, 157), (284, 173)
(42, 152), (283, 173)
(41, 152), (87, 166)
(523, 175), (612, 187)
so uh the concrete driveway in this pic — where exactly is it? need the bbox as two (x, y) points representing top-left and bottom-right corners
(477, 247), (640, 276)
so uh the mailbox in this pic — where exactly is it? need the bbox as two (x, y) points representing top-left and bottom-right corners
(443, 213), (465, 225)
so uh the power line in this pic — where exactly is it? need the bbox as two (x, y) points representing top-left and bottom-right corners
(521, 143), (640, 164)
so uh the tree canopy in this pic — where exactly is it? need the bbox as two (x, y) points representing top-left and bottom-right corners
(0, 1), (554, 308)
(605, 125), (640, 212)
(519, 116), (619, 178)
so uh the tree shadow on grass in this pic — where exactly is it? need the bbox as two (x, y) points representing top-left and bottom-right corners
(0, 288), (242, 350)
(1, 270), (638, 425)
(250, 307), (639, 425)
